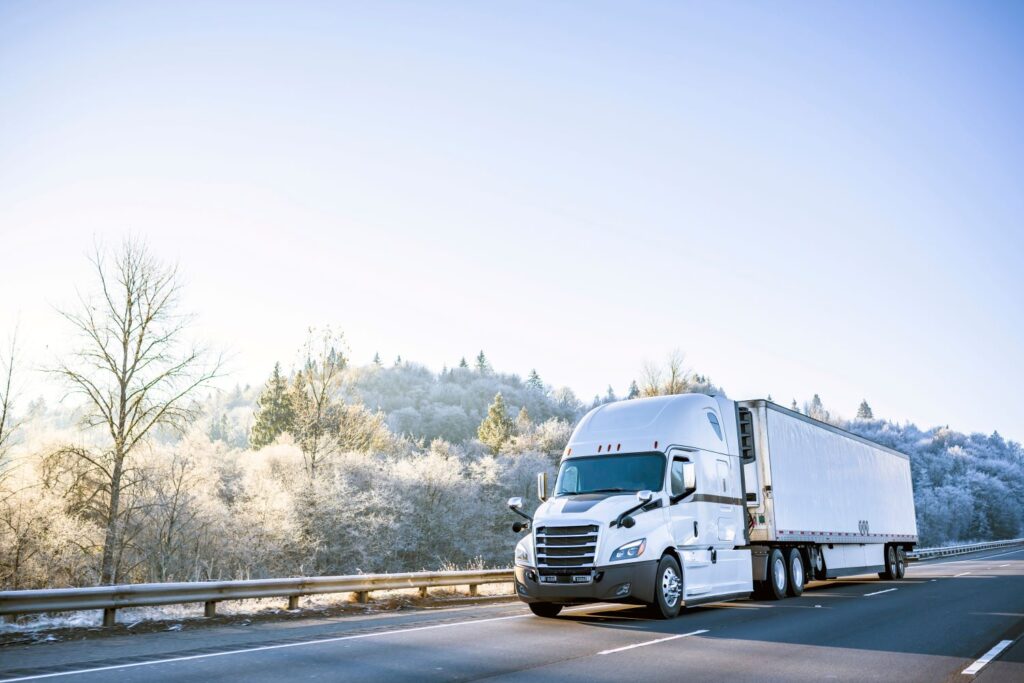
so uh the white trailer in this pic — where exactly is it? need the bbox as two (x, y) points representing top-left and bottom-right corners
(508, 394), (917, 618)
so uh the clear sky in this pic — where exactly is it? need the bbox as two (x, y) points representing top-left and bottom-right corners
(1, 1), (1022, 441)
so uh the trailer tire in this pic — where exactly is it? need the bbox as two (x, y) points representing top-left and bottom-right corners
(895, 547), (907, 579)
(879, 545), (897, 580)
(786, 548), (805, 597)
(765, 547), (788, 600)
(647, 554), (683, 619)
(528, 602), (562, 618)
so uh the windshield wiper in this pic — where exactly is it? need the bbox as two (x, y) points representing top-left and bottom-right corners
(575, 487), (631, 494)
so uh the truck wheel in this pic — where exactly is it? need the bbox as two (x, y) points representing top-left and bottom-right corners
(766, 548), (788, 600)
(786, 548), (805, 597)
(879, 545), (897, 580)
(528, 602), (562, 618)
(895, 547), (906, 579)
(647, 555), (683, 619)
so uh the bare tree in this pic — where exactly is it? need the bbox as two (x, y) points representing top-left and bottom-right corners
(290, 327), (346, 479)
(0, 326), (22, 469)
(52, 238), (220, 584)
(639, 350), (693, 397)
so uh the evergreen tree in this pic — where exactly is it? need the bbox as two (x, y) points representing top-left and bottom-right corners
(394, 355), (402, 366)
(790, 399), (799, 412)
(477, 392), (514, 453)
(605, 385), (617, 403)
(627, 380), (640, 399)
(475, 350), (489, 374)
(767, 394), (773, 403)
(515, 406), (532, 434)
(251, 363), (296, 448)
(458, 357), (469, 369)
(526, 369), (544, 392)
(372, 352), (382, 367)
(857, 400), (874, 420)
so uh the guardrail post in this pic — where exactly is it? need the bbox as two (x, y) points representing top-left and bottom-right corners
(204, 601), (217, 618)
(288, 596), (299, 610)
(468, 584), (478, 597)
(103, 608), (116, 628)
(355, 591), (368, 604)
(419, 586), (428, 598)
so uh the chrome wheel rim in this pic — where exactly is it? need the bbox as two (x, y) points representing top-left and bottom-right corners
(888, 547), (896, 573)
(792, 555), (804, 587)
(662, 566), (681, 608)
(773, 557), (786, 591)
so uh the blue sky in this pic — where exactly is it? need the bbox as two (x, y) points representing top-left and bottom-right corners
(1, 1), (1022, 441)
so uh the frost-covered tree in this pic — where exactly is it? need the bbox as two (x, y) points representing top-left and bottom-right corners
(526, 369), (543, 392)
(372, 352), (382, 367)
(458, 357), (468, 369)
(791, 399), (799, 412)
(856, 400), (874, 420)
(475, 350), (490, 374)
(250, 363), (295, 448)
(627, 380), (640, 400)
(290, 328), (347, 478)
(0, 328), (21, 472)
(478, 392), (514, 454)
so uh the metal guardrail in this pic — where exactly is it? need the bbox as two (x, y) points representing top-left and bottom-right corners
(0, 568), (514, 627)
(907, 538), (1024, 561)
(4, 538), (1022, 628)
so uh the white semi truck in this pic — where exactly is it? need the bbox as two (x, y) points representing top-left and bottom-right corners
(508, 394), (918, 618)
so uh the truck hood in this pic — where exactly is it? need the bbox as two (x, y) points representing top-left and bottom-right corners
(535, 493), (639, 524)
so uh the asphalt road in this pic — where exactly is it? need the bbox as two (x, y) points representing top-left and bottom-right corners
(1, 547), (1022, 682)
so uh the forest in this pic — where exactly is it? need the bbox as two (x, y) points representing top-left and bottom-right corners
(0, 241), (1021, 590)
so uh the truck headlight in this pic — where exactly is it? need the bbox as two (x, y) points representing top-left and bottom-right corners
(610, 538), (646, 562)
(515, 537), (534, 567)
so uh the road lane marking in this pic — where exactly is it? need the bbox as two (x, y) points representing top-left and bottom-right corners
(863, 588), (898, 597)
(955, 572), (972, 577)
(0, 604), (607, 682)
(962, 639), (1014, 675)
(598, 629), (709, 655)
(999, 564), (1010, 567)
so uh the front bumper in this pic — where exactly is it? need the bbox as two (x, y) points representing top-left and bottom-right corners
(514, 560), (658, 605)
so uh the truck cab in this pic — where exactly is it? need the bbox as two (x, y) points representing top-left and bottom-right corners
(511, 393), (753, 618)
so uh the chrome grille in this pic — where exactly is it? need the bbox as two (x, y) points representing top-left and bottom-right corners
(535, 524), (598, 571)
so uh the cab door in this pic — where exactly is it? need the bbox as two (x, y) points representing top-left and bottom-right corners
(667, 449), (715, 597)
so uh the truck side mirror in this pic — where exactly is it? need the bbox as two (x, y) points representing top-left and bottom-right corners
(508, 496), (523, 510)
(683, 462), (697, 492)
(636, 489), (653, 503)
(537, 472), (548, 502)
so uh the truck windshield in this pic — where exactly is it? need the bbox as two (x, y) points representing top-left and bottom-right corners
(554, 452), (666, 496)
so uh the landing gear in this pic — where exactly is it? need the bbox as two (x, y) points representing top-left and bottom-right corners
(647, 554), (683, 619)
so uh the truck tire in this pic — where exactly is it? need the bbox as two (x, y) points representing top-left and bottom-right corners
(528, 602), (562, 618)
(786, 548), (805, 597)
(647, 554), (683, 619)
(895, 547), (907, 579)
(765, 547), (788, 600)
(879, 545), (897, 580)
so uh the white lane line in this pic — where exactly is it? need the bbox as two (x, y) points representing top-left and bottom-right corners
(999, 564), (1010, 567)
(955, 572), (972, 577)
(0, 605), (607, 682)
(863, 588), (898, 597)
(962, 639), (1014, 675)
(598, 629), (709, 655)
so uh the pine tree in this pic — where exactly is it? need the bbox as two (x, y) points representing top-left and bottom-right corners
(251, 363), (296, 448)
(605, 385), (617, 403)
(478, 392), (514, 453)
(767, 394), (773, 403)
(526, 369), (543, 392)
(372, 352), (382, 367)
(856, 400), (874, 420)
(627, 380), (640, 399)
(515, 406), (532, 434)
(394, 355), (402, 367)
(458, 357), (468, 369)
(475, 350), (489, 374)
(790, 399), (799, 412)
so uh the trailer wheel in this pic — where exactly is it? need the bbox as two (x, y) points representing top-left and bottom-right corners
(895, 547), (907, 579)
(765, 548), (788, 600)
(528, 602), (562, 618)
(647, 554), (683, 619)
(786, 548), (805, 597)
(879, 545), (897, 580)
